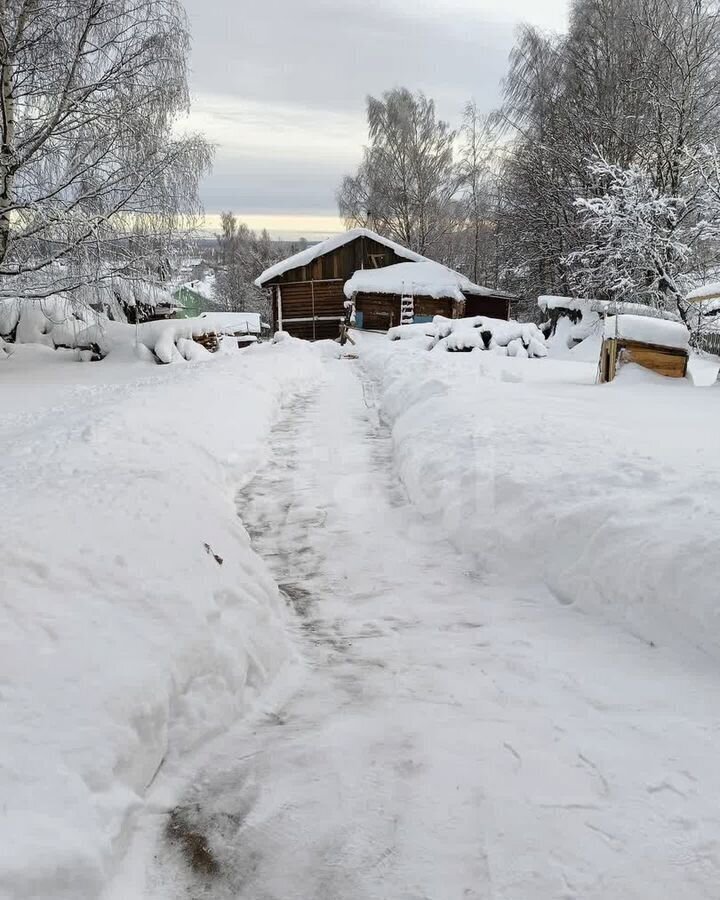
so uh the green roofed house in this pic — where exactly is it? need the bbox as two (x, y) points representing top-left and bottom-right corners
(172, 284), (205, 319)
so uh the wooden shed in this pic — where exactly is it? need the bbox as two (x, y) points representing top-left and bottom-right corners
(344, 259), (512, 330)
(598, 315), (690, 382)
(254, 228), (513, 340)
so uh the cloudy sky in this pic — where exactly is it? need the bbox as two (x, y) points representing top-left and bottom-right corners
(182, 0), (568, 238)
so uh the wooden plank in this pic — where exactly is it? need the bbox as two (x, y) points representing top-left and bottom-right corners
(600, 337), (688, 381)
(414, 296), (455, 319)
(621, 344), (688, 378)
(464, 294), (511, 320)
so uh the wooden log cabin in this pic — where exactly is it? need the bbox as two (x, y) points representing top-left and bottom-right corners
(254, 228), (514, 340)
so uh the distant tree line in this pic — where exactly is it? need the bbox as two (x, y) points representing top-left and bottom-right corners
(212, 212), (310, 317)
(338, 0), (720, 319)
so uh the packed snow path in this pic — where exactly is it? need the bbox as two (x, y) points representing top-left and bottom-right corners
(146, 357), (720, 900)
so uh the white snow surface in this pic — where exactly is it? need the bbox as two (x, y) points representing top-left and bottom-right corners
(344, 260), (496, 300)
(364, 334), (719, 654)
(7, 330), (720, 900)
(603, 314), (690, 349)
(254, 227), (427, 286)
(108, 331), (720, 900)
(0, 340), (324, 900)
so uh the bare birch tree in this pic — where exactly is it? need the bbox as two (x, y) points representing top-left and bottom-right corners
(493, 0), (720, 303)
(0, 0), (212, 302)
(337, 88), (459, 256)
(214, 212), (278, 316)
(457, 102), (498, 285)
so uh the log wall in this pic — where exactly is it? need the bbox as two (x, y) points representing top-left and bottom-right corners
(274, 280), (347, 340)
(266, 235), (410, 287)
(464, 294), (511, 320)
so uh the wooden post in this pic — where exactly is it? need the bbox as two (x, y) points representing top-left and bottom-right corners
(277, 286), (283, 332)
(311, 281), (316, 341)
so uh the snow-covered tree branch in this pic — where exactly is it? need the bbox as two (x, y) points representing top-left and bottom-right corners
(564, 155), (698, 310)
(0, 0), (213, 302)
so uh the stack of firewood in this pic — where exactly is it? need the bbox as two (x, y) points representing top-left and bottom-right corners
(192, 331), (221, 353)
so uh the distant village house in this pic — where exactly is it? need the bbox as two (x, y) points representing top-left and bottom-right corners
(254, 228), (514, 340)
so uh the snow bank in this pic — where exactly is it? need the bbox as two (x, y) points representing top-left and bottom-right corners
(0, 340), (323, 900)
(255, 227), (427, 286)
(604, 314), (690, 350)
(344, 260), (495, 300)
(361, 338), (720, 661)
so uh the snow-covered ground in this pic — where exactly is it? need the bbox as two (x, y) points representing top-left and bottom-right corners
(364, 336), (720, 659)
(4, 332), (720, 899)
(0, 342), (323, 900)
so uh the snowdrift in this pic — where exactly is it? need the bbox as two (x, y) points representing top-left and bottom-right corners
(362, 339), (720, 659)
(0, 340), (323, 900)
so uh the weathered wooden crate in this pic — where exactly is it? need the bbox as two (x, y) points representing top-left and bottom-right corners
(599, 337), (688, 383)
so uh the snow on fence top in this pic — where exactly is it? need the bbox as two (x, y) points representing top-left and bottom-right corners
(198, 312), (262, 334)
(344, 260), (496, 301)
(686, 282), (720, 302)
(538, 295), (681, 322)
(603, 314), (690, 350)
(538, 295), (599, 311)
(254, 227), (428, 287)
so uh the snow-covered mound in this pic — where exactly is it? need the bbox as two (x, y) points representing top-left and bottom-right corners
(388, 315), (548, 357)
(0, 340), (323, 900)
(362, 337), (720, 661)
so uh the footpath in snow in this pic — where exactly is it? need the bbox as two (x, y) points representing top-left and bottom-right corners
(120, 341), (720, 900)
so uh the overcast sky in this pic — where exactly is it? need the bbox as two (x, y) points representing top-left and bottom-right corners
(182, 0), (568, 238)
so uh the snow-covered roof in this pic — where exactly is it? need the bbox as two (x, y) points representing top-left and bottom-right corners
(198, 312), (262, 334)
(254, 227), (428, 286)
(604, 314), (689, 350)
(686, 282), (720, 302)
(180, 277), (216, 301)
(343, 260), (498, 301)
